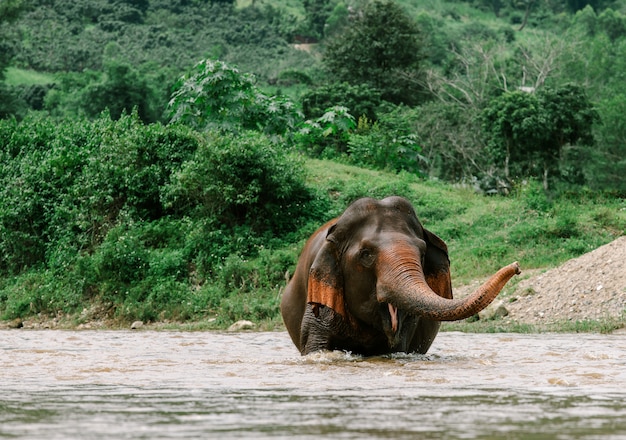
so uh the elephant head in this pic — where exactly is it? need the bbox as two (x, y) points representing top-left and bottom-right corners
(280, 196), (520, 356)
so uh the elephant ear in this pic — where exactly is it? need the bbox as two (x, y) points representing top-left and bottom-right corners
(423, 228), (453, 300)
(307, 233), (347, 319)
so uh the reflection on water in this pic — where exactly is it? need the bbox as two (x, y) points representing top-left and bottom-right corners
(2, 330), (626, 439)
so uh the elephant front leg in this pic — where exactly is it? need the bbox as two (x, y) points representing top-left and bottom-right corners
(407, 317), (441, 354)
(300, 304), (394, 356)
(299, 304), (344, 355)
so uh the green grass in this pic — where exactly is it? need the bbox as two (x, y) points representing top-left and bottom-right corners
(441, 315), (625, 334)
(305, 159), (625, 283)
(4, 68), (55, 86)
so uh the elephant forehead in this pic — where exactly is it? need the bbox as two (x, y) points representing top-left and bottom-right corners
(380, 196), (416, 213)
(346, 196), (416, 218)
(348, 230), (427, 257)
(367, 213), (423, 239)
(333, 198), (424, 243)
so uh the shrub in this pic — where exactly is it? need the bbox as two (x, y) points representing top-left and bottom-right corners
(164, 130), (314, 236)
(0, 269), (84, 319)
(295, 105), (356, 157)
(300, 82), (382, 121)
(0, 113), (199, 274)
(168, 59), (302, 136)
(347, 108), (427, 174)
(81, 61), (161, 123)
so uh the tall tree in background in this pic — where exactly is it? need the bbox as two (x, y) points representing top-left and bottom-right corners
(0, 0), (22, 74)
(323, 0), (425, 106)
(303, 0), (335, 39)
(0, 0), (24, 119)
(82, 62), (160, 123)
(482, 84), (597, 189)
(590, 94), (626, 193)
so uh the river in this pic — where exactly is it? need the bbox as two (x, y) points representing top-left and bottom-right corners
(1, 330), (625, 439)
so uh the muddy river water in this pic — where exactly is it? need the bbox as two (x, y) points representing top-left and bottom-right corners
(1, 330), (625, 439)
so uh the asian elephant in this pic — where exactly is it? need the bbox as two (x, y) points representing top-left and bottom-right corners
(280, 196), (521, 356)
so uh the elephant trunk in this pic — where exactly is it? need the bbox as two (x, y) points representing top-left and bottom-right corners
(377, 246), (520, 322)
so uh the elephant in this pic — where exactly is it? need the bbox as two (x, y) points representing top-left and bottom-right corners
(280, 196), (521, 356)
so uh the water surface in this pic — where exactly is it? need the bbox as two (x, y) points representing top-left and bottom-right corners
(2, 330), (625, 439)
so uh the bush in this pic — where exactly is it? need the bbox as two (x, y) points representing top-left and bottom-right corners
(300, 82), (382, 121)
(0, 113), (199, 274)
(81, 61), (162, 123)
(168, 59), (302, 136)
(295, 105), (356, 157)
(347, 108), (427, 174)
(164, 130), (314, 235)
(0, 269), (84, 320)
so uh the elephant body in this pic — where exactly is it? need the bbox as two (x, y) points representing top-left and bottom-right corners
(281, 196), (520, 356)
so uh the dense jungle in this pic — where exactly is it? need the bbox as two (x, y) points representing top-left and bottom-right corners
(0, 0), (624, 329)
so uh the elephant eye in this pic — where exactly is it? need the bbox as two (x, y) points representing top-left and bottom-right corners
(359, 248), (376, 267)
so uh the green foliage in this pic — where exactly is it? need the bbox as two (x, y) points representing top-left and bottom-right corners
(518, 179), (552, 212)
(323, 0), (425, 106)
(297, 103), (450, 176)
(347, 109), (426, 174)
(588, 94), (626, 193)
(481, 85), (598, 189)
(0, 111), (328, 324)
(0, 84), (27, 120)
(0, 0), (24, 81)
(168, 59), (257, 131)
(412, 101), (485, 182)
(295, 105), (356, 156)
(164, 130), (314, 235)
(0, 113), (199, 273)
(300, 82), (382, 120)
(0, 0), (27, 120)
(303, 0), (335, 38)
(81, 61), (161, 123)
(168, 59), (302, 135)
(10, 0), (310, 81)
(0, 269), (84, 319)
(598, 8), (626, 41)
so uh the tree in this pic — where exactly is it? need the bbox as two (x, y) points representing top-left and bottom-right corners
(82, 62), (160, 123)
(0, 0), (23, 77)
(323, 0), (425, 106)
(0, 0), (25, 119)
(589, 94), (626, 193)
(598, 8), (626, 42)
(300, 82), (381, 120)
(482, 90), (546, 183)
(303, 0), (335, 39)
(413, 101), (487, 183)
(424, 41), (509, 111)
(168, 59), (302, 136)
(482, 84), (597, 189)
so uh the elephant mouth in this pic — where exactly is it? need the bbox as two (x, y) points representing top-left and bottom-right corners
(381, 302), (403, 349)
(388, 303), (399, 333)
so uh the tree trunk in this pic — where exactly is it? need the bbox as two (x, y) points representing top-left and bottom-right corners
(518, 0), (534, 31)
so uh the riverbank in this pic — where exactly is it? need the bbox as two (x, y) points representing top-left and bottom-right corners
(443, 236), (626, 333)
(3, 237), (624, 333)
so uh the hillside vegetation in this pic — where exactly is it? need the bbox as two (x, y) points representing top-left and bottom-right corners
(0, 0), (624, 329)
